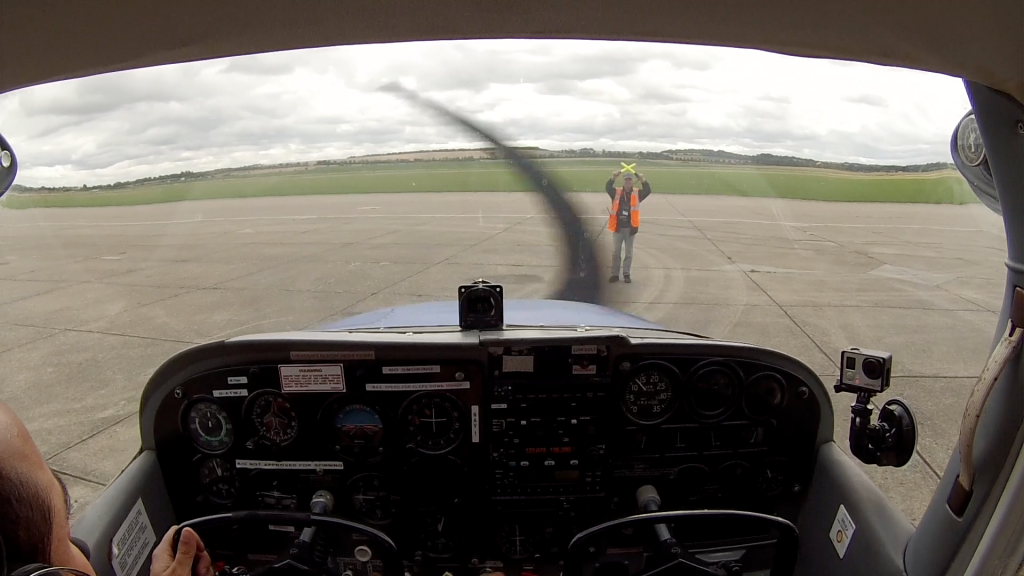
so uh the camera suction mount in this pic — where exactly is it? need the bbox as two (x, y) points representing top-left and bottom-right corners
(834, 347), (918, 468)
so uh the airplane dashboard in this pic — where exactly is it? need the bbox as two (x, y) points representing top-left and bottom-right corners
(147, 332), (826, 576)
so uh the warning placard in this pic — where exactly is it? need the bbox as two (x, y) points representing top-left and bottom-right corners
(279, 364), (345, 392)
(111, 498), (156, 576)
(830, 504), (856, 559)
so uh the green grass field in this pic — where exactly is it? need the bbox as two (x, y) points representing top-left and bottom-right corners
(2, 158), (977, 209)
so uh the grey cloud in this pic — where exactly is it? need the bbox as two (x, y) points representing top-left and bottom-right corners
(843, 94), (889, 107)
(221, 53), (299, 76)
(0, 39), (968, 187)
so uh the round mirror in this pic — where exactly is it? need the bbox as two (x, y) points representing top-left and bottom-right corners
(956, 114), (986, 167)
(0, 149), (11, 169)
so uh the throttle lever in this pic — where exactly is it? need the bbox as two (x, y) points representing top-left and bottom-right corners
(636, 486), (677, 553)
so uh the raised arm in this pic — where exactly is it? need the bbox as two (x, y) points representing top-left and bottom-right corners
(606, 170), (620, 199)
(638, 174), (652, 201)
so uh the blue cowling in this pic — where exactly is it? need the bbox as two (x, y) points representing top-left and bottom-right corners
(312, 299), (665, 331)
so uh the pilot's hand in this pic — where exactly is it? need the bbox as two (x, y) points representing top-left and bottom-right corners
(152, 526), (213, 576)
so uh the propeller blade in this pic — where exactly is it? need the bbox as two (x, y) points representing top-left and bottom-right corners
(379, 83), (604, 305)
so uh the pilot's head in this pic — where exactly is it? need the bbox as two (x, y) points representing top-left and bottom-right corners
(623, 173), (634, 189)
(0, 403), (96, 576)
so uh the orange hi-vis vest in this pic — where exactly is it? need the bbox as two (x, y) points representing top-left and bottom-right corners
(608, 187), (641, 232)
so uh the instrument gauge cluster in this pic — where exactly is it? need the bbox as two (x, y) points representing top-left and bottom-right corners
(156, 346), (820, 573)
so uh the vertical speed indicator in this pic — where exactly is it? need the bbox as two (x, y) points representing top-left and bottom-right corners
(621, 361), (681, 424)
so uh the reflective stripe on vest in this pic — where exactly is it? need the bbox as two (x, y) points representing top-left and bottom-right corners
(608, 187), (641, 232)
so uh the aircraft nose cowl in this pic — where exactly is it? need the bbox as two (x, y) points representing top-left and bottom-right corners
(312, 299), (665, 331)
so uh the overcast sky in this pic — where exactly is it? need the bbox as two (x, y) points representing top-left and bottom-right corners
(0, 40), (972, 187)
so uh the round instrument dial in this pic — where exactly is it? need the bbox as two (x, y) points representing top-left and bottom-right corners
(349, 473), (399, 525)
(689, 365), (740, 420)
(716, 460), (752, 492)
(399, 392), (465, 454)
(498, 523), (538, 559)
(743, 372), (786, 419)
(246, 390), (299, 447)
(621, 361), (681, 424)
(957, 114), (986, 167)
(756, 458), (791, 497)
(185, 400), (234, 453)
(420, 513), (457, 558)
(198, 457), (239, 504)
(328, 403), (385, 461)
(675, 464), (711, 492)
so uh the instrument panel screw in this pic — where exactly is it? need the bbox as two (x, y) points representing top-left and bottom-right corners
(792, 484), (802, 494)
(620, 361), (631, 372)
(455, 372), (465, 381)
(173, 387), (184, 399)
(1017, 120), (1024, 134)
(797, 386), (809, 399)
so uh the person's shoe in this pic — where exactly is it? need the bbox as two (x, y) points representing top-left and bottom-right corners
(624, 275), (632, 283)
(609, 275), (619, 283)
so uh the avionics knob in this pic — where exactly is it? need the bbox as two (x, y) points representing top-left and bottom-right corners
(354, 545), (373, 562)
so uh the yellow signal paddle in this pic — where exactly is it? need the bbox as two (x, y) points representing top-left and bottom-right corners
(620, 162), (637, 174)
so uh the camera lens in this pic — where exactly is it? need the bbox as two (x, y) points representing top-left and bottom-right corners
(861, 358), (883, 380)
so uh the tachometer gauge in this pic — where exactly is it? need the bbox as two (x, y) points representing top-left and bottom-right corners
(245, 390), (299, 447)
(621, 361), (681, 424)
(688, 365), (740, 421)
(198, 457), (239, 504)
(399, 392), (465, 454)
(328, 403), (385, 461)
(185, 400), (234, 453)
(349, 473), (399, 525)
(743, 372), (786, 419)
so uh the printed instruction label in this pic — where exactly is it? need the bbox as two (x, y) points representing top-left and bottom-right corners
(830, 504), (856, 559)
(572, 365), (597, 375)
(572, 345), (598, 355)
(111, 498), (157, 576)
(227, 376), (248, 385)
(382, 365), (441, 374)
(503, 355), (534, 372)
(236, 459), (344, 471)
(291, 351), (374, 361)
(366, 381), (470, 392)
(472, 405), (480, 443)
(491, 403), (508, 409)
(268, 525), (296, 532)
(279, 364), (345, 392)
(213, 389), (248, 398)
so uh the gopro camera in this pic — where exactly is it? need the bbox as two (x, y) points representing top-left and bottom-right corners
(458, 280), (504, 330)
(838, 347), (892, 393)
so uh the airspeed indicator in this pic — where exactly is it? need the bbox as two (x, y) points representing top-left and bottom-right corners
(621, 361), (681, 424)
